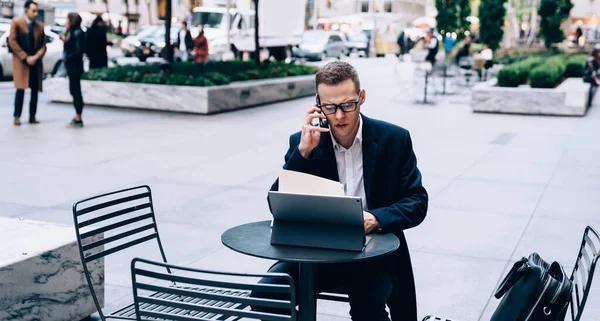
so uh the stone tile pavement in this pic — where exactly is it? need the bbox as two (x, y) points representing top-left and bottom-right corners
(0, 56), (599, 320)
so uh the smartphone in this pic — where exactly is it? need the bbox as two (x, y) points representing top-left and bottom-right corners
(315, 94), (327, 128)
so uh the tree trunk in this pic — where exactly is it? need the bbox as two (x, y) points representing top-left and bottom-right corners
(253, 0), (260, 66)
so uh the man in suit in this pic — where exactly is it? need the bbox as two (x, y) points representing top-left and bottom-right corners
(260, 61), (428, 321)
(8, 0), (46, 126)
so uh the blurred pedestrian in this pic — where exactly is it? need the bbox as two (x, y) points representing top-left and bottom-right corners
(583, 45), (600, 107)
(86, 15), (113, 69)
(396, 30), (406, 61)
(175, 21), (193, 62)
(61, 12), (85, 127)
(8, 0), (46, 126)
(455, 35), (473, 65)
(575, 26), (583, 46)
(425, 30), (438, 66)
(193, 26), (209, 63)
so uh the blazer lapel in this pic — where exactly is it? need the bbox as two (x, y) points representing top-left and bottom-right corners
(361, 115), (378, 209)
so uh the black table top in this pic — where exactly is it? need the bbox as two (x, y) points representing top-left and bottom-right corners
(221, 220), (400, 264)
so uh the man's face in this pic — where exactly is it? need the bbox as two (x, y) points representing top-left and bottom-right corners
(317, 78), (366, 142)
(182, 23), (187, 30)
(25, 4), (38, 21)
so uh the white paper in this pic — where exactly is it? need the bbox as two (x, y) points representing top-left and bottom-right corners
(278, 169), (344, 196)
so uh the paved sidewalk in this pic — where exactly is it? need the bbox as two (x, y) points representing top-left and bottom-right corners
(1, 56), (599, 320)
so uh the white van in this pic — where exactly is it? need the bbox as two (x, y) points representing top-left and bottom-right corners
(191, 0), (305, 61)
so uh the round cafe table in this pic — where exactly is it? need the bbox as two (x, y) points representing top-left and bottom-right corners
(221, 220), (400, 321)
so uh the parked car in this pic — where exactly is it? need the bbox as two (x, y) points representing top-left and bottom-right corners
(345, 31), (369, 57)
(0, 25), (64, 78)
(120, 25), (159, 57)
(124, 25), (179, 62)
(292, 30), (347, 61)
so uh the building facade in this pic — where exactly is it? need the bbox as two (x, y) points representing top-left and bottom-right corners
(315, 0), (427, 30)
(75, 0), (189, 30)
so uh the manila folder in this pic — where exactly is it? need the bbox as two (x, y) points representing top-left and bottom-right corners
(278, 169), (344, 196)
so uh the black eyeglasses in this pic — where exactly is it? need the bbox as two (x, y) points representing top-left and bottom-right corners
(317, 93), (361, 115)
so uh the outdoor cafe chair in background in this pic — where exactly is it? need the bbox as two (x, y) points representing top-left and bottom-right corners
(130, 257), (297, 320)
(72, 185), (247, 321)
(422, 226), (600, 321)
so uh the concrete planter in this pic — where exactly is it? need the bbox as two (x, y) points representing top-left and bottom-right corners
(471, 78), (595, 116)
(45, 75), (315, 115)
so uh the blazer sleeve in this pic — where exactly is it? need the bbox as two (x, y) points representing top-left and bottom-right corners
(270, 134), (321, 191)
(369, 131), (428, 232)
(35, 24), (47, 58)
(8, 19), (28, 61)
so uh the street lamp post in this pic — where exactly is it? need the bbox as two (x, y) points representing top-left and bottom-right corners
(165, 0), (173, 63)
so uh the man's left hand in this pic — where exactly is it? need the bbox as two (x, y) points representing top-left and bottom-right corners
(363, 211), (380, 234)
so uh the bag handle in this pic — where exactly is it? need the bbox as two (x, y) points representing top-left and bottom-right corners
(494, 257), (530, 299)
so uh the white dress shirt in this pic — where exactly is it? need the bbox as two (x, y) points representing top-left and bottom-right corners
(480, 48), (493, 61)
(330, 115), (367, 210)
(179, 30), (187, 51)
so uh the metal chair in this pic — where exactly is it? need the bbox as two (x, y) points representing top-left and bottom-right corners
(567, 226), (600, 321)
(131, 257), (297, 321)
(73, 185), (173, 320)
(73, 185), (251, 320)
(421, 225), (600, 321)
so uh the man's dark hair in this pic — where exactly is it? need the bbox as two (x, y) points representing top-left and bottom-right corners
(24, 0), (37, 9)
(315, 61), (360, 94)
(182, 21), (188, 27)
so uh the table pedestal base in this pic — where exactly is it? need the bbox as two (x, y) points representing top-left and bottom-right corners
(298, 263), (317, 321)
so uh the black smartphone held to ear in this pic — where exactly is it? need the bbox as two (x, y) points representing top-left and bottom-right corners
(315, 94), (327, 128)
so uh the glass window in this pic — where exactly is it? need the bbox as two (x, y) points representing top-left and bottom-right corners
(360, 1), (369, 12)
(331, 35), (343, 42)
(384, 1), (392, 12)
(191, 11), (225, 29)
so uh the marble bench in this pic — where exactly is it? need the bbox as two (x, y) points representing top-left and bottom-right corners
(0, 217), (104, 321)
(471, 77), (598, 116)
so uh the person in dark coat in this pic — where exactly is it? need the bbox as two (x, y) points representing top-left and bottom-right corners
(396, 30), (406, 60)
(86, 15), (112, 69)
(61, 12), (86, 127)
(254, 61), (428, 321)
(175, 21), (193, 62)
(425, 29), (439, 66)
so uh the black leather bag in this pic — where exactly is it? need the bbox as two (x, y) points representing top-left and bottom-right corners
(491, 253), (573, 321)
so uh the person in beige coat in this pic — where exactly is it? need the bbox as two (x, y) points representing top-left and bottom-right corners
(8, 0), (47, 126)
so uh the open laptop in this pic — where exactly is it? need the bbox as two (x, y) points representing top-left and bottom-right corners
(267, 191), (372, 252)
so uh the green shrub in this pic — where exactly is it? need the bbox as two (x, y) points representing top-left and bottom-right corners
(529, 56), (567, 88)
(497, 57), (543, 87)
(564, 55), (587, 78)
(82, 61), (318, 87)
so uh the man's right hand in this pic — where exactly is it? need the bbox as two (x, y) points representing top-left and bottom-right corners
(26, 56), (37, 66)
(298, 105), (330, 159)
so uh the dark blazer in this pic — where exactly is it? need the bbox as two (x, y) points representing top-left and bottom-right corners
(271, 114), (428, 321)
(64, 28), (85, 76)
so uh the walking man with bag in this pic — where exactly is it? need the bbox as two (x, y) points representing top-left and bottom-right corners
(8, 0), (46, 126)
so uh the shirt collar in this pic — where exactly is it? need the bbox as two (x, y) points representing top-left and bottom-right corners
(330, 114), (363, 152)
(24, 16), (32, 25)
